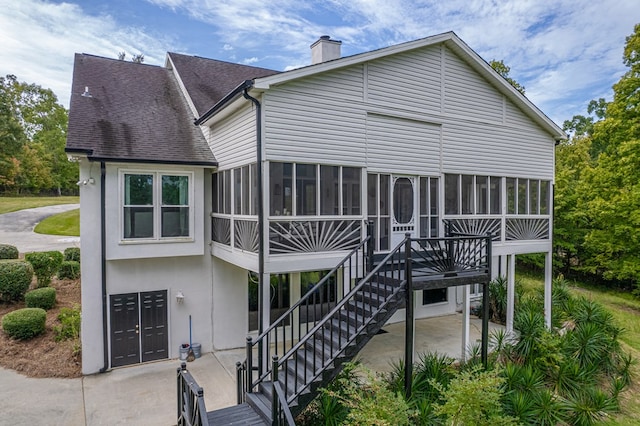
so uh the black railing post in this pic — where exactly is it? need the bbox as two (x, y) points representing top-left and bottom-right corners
(366, 220), (375, 272)
(236, 361), (243, 404)
(246, 336), (253, 393)
(271, 355), (279, 426)
(177, 363), (185, 426)
(481, 234), (492, 367)
(404, 233), (414, 399)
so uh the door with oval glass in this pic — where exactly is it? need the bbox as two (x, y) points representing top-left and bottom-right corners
(390, 175), (418, 248)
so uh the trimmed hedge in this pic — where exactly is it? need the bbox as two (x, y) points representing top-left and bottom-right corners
(2, 308), (46, 340)
(25, 251), (63, 287)
(63, 247), (80, 263)
(25, 287), (56, 310)
(0, 260), (33, 302)
(58, 261), (80, 280)
(0, 244), (19, 260)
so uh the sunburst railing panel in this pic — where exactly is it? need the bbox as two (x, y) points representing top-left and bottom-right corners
(443, 218), (501, 241)
(234, 219), (259, 252)
(269, 219), (362, 254)
(212, 216), (231, 246)
(506, 218), (549, 240)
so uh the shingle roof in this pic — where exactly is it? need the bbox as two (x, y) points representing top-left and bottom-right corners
(167, 52), (279, 116)
(66, 54), (217, 165)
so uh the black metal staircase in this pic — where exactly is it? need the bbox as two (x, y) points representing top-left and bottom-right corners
(178, 231), (492, 426)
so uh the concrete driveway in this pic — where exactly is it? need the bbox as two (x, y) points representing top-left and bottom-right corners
(0, 204), (80, 253)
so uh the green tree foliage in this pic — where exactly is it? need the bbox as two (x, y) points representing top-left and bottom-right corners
(490, 59), (525, 95)
(555, 24), (640, 289)
(0, 74), (76, 194)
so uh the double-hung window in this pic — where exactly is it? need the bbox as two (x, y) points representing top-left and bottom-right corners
(122, 171), (192, 240)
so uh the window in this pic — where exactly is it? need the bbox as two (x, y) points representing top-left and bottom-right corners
(269, 162), (361, 217)
(423, 288), (447, 304)
(505, 178), (551, 215)
(122, 171), (192, 240)
(444, 174), (459, 215)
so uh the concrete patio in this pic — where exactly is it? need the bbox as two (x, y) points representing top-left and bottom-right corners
(0, 314), (499, 425)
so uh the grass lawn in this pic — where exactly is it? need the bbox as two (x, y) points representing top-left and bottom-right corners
(34, 208), (79, 236)
(0, 196), (79, 214)
(517, 272), (640, 424)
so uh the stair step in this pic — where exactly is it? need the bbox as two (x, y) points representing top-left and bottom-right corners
(206, 402), (268, 425)
(246, 391), (272, 423)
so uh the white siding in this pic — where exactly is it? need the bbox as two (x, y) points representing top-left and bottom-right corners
(366, 113), (441, 175)
(209, 103), (257, 169)
(264, 90), (366, 165)
(260, 43), (555, 179)
(442, 121), (554, 178)
(367, 46), (442, 114)
(444, 47), (504, 123)
(277, 66), (364, 103)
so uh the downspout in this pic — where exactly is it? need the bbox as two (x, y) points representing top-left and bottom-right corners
(243, 87), (267, 374)
(242, 88), (265, 337)
(99, 161), (109, 373)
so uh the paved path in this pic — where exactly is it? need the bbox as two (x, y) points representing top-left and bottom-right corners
(0, 204), (80, 253)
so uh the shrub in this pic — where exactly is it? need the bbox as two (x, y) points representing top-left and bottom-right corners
(0, 260), (33, 302)
(25, 251), (63, 287)
(58, 261), (80, 280)
(63, 247), (80, 263)
(54, 305), (80, 341)
(0, 244), (19, 260)
(25, 287), (56, 310)
(1, 308), (46, 339)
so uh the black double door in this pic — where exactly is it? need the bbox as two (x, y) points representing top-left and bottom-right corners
(110, 290), (168, 367)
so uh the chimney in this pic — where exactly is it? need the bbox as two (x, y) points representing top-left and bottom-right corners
(310, 35), (342, 64)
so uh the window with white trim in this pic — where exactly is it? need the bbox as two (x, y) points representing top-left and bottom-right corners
(122, 171), (193, 240)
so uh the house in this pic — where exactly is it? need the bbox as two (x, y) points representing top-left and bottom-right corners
(66, 32), (565, 377)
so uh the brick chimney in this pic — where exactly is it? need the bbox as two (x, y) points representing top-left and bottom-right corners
(311, 35), (342, 64)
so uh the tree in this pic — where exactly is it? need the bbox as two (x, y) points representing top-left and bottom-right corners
(490, 59), (525, 95)
(555, 24), (640, 289)
(0, 74), (75, 194)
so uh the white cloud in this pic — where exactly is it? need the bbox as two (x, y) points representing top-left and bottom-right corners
(0, 0), (178, 107)
(223, 44), (234, 51)
(242, 57), (259, 64)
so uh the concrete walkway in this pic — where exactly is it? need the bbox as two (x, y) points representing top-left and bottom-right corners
(0, 314), (499, 425)
(0, 204), (80, 253)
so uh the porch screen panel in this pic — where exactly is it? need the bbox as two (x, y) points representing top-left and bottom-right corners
(269, 162), (292, 216)
(490, 177), (501, 214)
(445, 174), (459, 215)
(124, 174), (153, 239)
(296, 164), (316, 215)
(476, 176), (488, 214)
(461, 175), (473, 214)
(320, 165), (339, 215)
(241, 165), (250, 215)
(506, 178), (516, 214)
(430, 178), (439, 237)
(518, 179), (528, 214)
(529, 179), (539, 215)
(342, 167), (361, 215)
(380, 175), (390, 250)
(540, 181), (550, 214)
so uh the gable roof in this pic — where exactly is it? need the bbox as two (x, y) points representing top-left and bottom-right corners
(251, 32), (566, 140)
(66, 54), (217, 166)
(167, 52), (279, 117)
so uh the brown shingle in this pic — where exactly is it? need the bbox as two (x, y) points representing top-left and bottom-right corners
(66, 54), (217, 165)
(167, 52), (279, 116)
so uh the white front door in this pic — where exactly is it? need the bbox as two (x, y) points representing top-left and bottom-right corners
(390, 175), (418, 248)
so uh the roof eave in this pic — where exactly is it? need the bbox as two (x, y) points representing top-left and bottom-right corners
(194, 79), (254, 126)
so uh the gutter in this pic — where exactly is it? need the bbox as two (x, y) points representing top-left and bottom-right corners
(241, 86), (265, 336)
(99, 161), (109, 373)
(194, 80), (254, 126)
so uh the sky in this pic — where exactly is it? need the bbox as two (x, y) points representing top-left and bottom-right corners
(0, 0), (638, 126)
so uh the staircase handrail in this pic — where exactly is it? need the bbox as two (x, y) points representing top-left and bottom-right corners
(253, 234), (371, 346)
(256, 236), (409, 396)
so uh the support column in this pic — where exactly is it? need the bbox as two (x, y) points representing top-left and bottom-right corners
(404, 234), (414, 399)
(461, 284), (470, 361)
(500, 254), (508, 278)
(544, 251), (553, 328)
(260, 271), (270, 373)
(506, 254), (516, 335)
